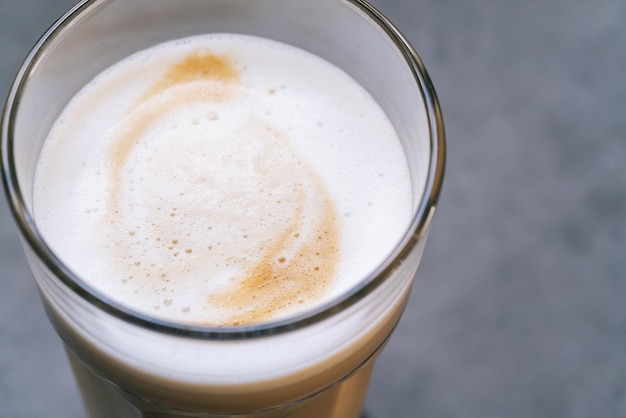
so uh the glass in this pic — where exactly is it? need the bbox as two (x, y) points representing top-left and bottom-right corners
(1, 0), (445, 417)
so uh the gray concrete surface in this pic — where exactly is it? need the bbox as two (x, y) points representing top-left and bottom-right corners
(1, 0), (626, 417)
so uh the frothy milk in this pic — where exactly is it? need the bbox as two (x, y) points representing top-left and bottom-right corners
(34, 34), (411, 327)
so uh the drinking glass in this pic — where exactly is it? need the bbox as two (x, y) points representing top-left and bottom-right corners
(1, 0), (445, 417)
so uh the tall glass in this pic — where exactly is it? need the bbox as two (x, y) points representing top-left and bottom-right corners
(1, 0), (445, 417)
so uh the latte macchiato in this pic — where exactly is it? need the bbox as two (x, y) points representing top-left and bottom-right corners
(3, 1), (444, 416)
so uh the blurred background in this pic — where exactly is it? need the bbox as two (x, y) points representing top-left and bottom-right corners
(1, 0), (625, 417)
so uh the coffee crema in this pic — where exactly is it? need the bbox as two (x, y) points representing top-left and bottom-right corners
(34, 34), (411, 326)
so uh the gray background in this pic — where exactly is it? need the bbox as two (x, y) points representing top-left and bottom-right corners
(1, 0), (625, 417)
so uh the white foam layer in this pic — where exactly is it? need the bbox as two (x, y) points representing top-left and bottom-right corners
(34, 34), (411, 326)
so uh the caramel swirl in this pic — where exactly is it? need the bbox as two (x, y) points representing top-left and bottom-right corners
(104, 50), (340, 325)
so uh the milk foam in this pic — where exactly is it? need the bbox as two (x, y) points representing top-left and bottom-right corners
(34, 34), (411, 326)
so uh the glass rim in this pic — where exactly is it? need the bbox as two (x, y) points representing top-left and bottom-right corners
(1, 0), (446, 340)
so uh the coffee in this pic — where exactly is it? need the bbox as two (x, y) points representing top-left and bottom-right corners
(3, 0), (446, 415)
(34, 33), (411, 327)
